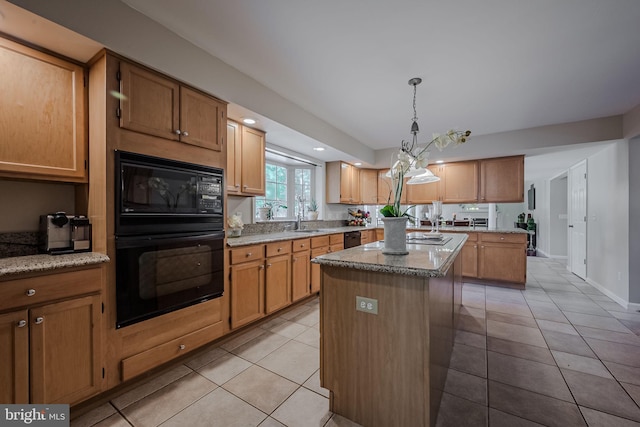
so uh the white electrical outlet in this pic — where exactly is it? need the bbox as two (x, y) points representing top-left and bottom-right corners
(356, 296), (378, 315)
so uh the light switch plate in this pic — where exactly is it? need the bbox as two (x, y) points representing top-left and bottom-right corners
(356, 296), (378, 315)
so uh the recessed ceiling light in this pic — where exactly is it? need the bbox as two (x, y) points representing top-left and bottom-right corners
(436, 160), (444, 164)
(312, 147), (325, 151)
(242, 118), (256, 125)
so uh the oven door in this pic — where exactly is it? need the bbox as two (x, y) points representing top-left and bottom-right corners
(115, 231), (224, 328)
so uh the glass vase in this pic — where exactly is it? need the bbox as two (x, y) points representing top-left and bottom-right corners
(432, 201), (442, 233)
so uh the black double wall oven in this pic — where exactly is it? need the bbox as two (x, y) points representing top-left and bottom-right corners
(114, 151), (224, 328)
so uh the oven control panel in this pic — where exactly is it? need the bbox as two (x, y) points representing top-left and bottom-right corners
(198, 176), (223, 213)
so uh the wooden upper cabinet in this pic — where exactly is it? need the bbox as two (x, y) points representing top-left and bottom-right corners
(119, 61), (224, 151)
(405, 165), (441, 204)
(479, 155), (525, 203)
(240, 126), (266, 195)
(359, 169), (378, 204)
(226, 120), (242, 194)
(179, 86), (225, 151)
(226, 120), (265, 196)
(440, 161), (478, 203)
(326, 162), (360, 204)
(0, 37), (87, 182)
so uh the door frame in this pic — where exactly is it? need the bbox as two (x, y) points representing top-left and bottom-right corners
(568, 160), (587, 279)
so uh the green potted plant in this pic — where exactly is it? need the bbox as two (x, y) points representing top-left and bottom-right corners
(307, 199), (319, 220)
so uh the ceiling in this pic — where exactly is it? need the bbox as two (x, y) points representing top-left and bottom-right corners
(4, 0), (639, 181)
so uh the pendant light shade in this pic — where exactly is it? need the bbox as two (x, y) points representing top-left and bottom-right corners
(407, 168), (440, 184)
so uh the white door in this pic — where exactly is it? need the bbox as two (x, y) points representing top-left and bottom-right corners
(569, 161), (587, 279)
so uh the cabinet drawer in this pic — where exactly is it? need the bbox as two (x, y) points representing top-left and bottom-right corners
(311, 235), (330, 249)
(480, 233), (526, 244)
(266, 241), (291, 257)
(311, 247), (329, 258)
(0, 268), (101, 312)
(292, 238), (311, 252)
(464, 232), (478, 242)
(330, 234), (344, 245)
(230, 245), (264, 264)
(121, 321), (224, 381)
(328, 243), (344, 253)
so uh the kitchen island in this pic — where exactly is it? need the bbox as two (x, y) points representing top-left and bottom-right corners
(313, 234), (467, 427)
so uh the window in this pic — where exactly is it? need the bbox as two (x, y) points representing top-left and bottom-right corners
(255, 162), (315, 220)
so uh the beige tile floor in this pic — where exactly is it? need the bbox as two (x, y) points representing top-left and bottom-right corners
(72, 257), (640, 427)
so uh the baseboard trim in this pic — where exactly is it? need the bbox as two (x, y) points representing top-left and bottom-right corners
(585, 278), (630, 309)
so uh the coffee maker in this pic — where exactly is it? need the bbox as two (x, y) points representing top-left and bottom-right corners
(40, 212), (92, 254)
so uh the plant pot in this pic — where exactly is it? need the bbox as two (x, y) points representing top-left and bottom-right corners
(307, 211), (319, 220)
(257, 207), (271, 221)
(381, 216), (408, 255)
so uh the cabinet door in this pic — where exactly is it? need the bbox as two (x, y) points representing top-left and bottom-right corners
(479, 156), (524, 202)
(310, 247), (329, 293)
(30, 294), (102, 405)
(461, 241), (478, 278)
(265, 255), (291, 314)
(0, 310), (29, 404)
(119, 61), (180, 141)
(230, 260), (265, 328)
(340, 163), (355, 203)
(292, 250), (311, 302)
(441, 161), (478, 203)
(359, 169), (378, 204)
(0, 38), (87, 182)
(240, 127), (266, 195)
(479, 243), (526, 284)
(226, 121), (242, 194)
(405, 165), (440, 203)
(180, 86), (224, 151)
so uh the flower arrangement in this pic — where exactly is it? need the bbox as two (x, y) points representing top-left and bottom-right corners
(380, 130), (471, 218)
(227, 213), (244, 230)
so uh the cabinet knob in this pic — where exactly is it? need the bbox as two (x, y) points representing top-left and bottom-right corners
(500, 237), (505, 240)
(277, 247), (282, 252)
(179, 344), (186, 350)
(235, 184), (240, 188)
(26, 289), (36, 297)
(473, 245), (477, 249)
(259, 264), (265, 270)
(196, 262), (201, 266)
(17, 320), (27, 328)
(243, 185), (248, 189)
(182, 131), (189, 137)
(246, 252), (252, 257)
(267, 263), (272, 267)
(34, 317), (44, 325)
(174, 129), (182, 135)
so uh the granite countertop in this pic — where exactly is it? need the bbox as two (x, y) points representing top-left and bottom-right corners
(226, 225), (526, 247)
(0, 252), (110, 278)
(311, 233), (467, 278)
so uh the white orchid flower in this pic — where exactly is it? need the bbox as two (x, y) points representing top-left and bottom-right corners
(415, 152), (430, 168)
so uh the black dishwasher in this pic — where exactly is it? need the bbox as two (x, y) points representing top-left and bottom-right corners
(344, 230), (361, 248)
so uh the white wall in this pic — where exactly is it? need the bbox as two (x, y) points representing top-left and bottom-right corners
(0, 179), (76, 232)
(586, 141), (629, 302)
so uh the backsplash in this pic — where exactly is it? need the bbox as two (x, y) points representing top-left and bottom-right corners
(241, 219), (347, 236)
(0, 232), (41, 258)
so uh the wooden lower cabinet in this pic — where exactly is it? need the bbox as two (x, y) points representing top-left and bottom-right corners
(265, 254), (291, 314)
(461, 233), (478, 277)
(479, 242), (527, 283)
(292, 250), (311, 302)
(0, 310), (29, 404)
(30, 295), (102, 404)
(230, 258), (265, 329)
(0, 267), (103, 405)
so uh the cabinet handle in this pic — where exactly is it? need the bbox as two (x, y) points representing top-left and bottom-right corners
(277, 247), (282, 252)
(259, 265), (265, 270)
(196, 262), (201, 266)
(267, 263), (272, 267)
(26, 289), (36, 297)
(246, 252), (252, 257)
(243, 185), (248, 189)
(182, 131), (189, 137)
(34, 317), (44, 325)
(473, 245), (477, 249)
(235, 184), (240, 188)
(174, 129), (182, 135)
(179, 344), (186, 350)
(17, 320), (27, 328)
(500, 237), (504, 240)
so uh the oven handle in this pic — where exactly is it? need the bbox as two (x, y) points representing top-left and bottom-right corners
(115, 231), (225, 249)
